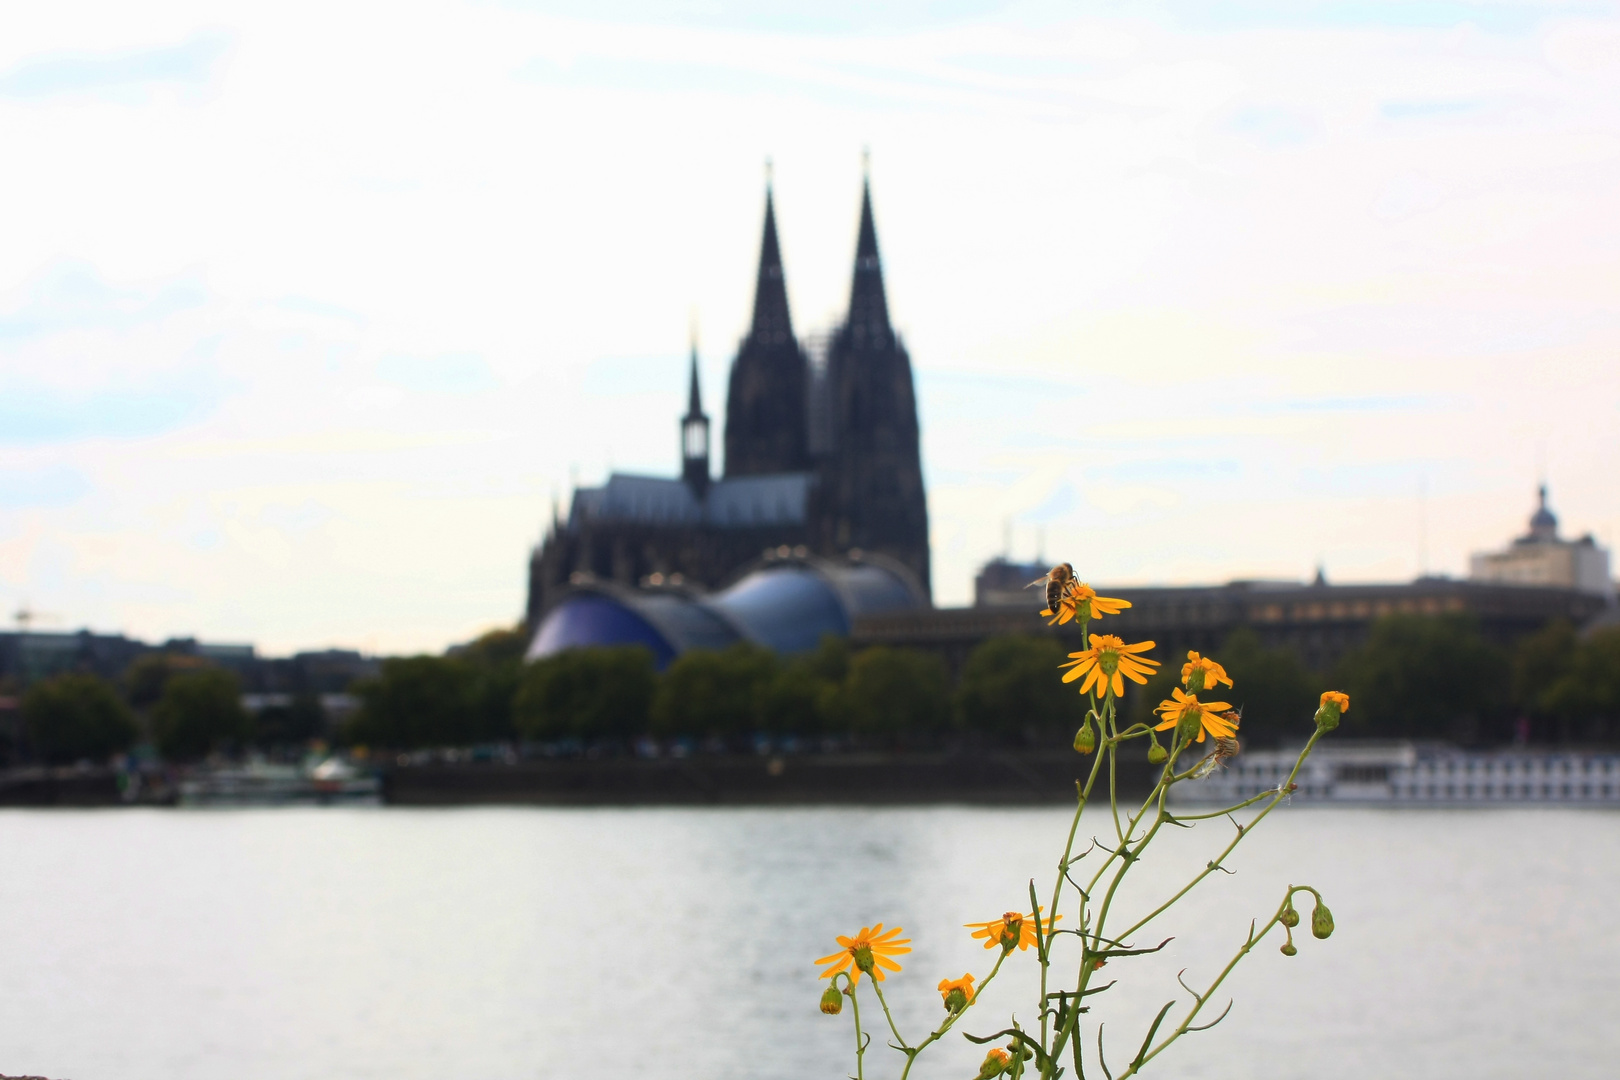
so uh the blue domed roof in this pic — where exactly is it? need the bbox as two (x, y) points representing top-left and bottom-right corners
(708, 566), (849, 653)
(526, 592), (679, 667)
(526, 556), (924, 666)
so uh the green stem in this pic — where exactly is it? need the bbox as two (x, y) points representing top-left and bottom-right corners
(1041, 697), (1111, 1052)
(844, 974), (866, 1080)
(869, 976), (910, 1052)
(1117, 729), (1323, 942)
(899, 950), (1009, 1080)
(1117, 884), (1322, 1077)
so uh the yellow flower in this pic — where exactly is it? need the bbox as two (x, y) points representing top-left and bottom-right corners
(1042, 582), (1131, 626)
(965, 909), (1060, 952)
(1153, 687), (1239, 743)
(1320, 691), (1350, 714)
(1181, 651), (1232, 692)
(938, 973), (975, 1012)
(1060, 634), (1160, 698)
(815, 923), (911, 987)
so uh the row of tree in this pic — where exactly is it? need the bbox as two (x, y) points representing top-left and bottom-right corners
(13, 614), (1620, 762)
(344, 615), (1620, 750)
(14, 654), (273, 765)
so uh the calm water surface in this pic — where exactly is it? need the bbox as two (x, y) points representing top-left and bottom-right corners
(0, 804), (1616, 1079)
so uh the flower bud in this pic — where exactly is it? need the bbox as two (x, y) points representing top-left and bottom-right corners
(1314, 691), (1349, 732)
(1311, 901), (1334, 940)
(1073, 719), (1096, 755)
(1147, 740), (1167, 765)
(1280, 940), (1297, 957)
(853, 944), (876, 973)
(975, 1048), (1012, 1079)
(1280, 903), (1300, 928)
(820, 985), (844, 1014)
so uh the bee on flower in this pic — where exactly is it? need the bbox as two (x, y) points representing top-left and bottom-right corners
(814, 923), (911, 986)
(1040, 576), (1132, 627)
(1060, 634), (1160, 698)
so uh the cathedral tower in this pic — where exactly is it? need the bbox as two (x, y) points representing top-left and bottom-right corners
(723, 183), (812, 476)
(818, 175), (932, 597)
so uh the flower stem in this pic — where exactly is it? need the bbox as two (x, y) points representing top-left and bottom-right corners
(845, 975), (866, 1080)
(899, 950), (1008, 1080)
(869, 977), (910, 1052)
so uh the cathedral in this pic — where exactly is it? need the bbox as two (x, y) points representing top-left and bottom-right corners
(524, 174), (932, 628)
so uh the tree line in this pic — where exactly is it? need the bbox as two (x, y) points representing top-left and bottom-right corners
(11, 613), (1620, 763)
(8, 653), (317, 766)
(346, 615), (1620, 751)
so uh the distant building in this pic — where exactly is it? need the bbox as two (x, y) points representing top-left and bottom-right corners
(524, 172), (931, 633)
(0, 629), (376, 698)
(974, 558), (1048, 608)
(1469, 485), (1614, 600)
(858, 576), (1607, 676)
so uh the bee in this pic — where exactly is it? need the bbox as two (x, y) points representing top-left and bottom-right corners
(1027, 562), (1076, 612)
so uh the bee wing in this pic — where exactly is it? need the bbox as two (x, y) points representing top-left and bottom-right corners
(1025, 577), (1049, 589)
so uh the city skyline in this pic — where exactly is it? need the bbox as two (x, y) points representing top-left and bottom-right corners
(2, 1), (1618, 654)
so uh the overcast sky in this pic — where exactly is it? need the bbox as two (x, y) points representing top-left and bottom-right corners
(2, 0), (1618, 656)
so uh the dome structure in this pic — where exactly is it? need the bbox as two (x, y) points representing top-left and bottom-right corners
(525, 554), (925, 667)
(1522, 484), (1559, 544)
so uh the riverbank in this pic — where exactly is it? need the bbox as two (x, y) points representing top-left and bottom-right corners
(0, 753), (1153, 807)
(382, 750), (1150, 805)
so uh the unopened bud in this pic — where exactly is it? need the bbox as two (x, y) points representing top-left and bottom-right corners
(976, 1048), (1012, 1079)
(1280, 940), (1297, 957)
(1314, 691), (1349, 732)
(1073, 719), (1096, 755)
(1311, 901), (1334, 940)
(820, 985), (844, 1014)
(1147, 739), (1167, 765)
(1280, 903), (1300, 928)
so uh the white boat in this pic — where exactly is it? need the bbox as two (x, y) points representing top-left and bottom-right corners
(1172, 741), (1620, 806)
(178, 757), (381, 807)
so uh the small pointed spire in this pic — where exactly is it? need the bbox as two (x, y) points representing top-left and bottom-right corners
(748, 179), (794, 344)
(685, 344), (703, 418)
(846, 168), (891, 345)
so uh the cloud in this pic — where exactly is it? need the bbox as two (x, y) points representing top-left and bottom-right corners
(0, 465), (92, 509)
(0, 262), (207, 341)
(0, 376), (232, 444)
(0, 33), (229, 100)
(375, 353), (499, 394)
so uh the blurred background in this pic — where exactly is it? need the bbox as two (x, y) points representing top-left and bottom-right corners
(2, 2), (1619, 1078)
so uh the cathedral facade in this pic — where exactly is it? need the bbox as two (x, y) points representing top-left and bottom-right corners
(524, 176), (931, 628)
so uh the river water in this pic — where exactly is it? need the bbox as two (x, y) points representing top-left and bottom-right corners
(0, 804), (1615, 1079)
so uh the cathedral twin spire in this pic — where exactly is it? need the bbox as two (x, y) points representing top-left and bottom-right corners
(719, 169), (898, 481)
(749, 186), (795, 346)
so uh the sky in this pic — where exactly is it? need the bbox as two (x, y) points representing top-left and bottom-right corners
(1, 0), (1618, 656)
